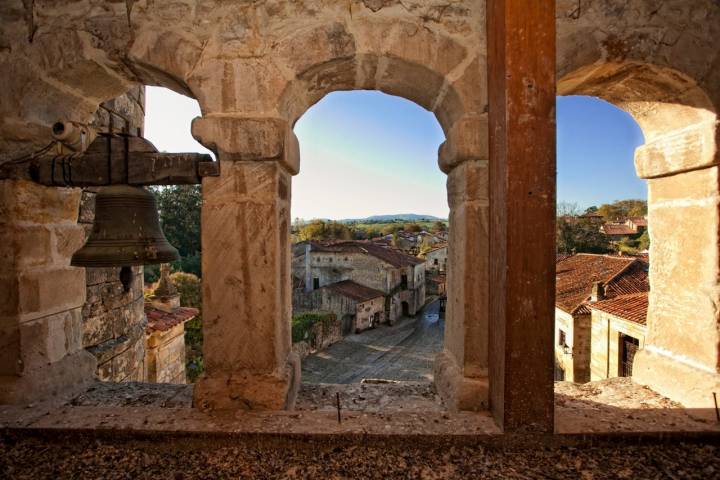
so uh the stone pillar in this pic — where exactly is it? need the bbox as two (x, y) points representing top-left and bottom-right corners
(191, 116), (301, 410)
(0, 180), (96, 403)
(487, 0), (556, 432)
(434, 115), (490, 411)
(632, 123), (720, 414)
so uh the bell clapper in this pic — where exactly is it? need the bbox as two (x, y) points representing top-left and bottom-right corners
(119, 266), (133, 292)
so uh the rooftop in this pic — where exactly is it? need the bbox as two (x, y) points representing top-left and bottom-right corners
(590, 292), (649, 325)
(555, 254), (648, 315)
(304, 240), (424, 268)
(601, 223), (638, 236)
(322, 279), (385, 302)
(145, 305), (198, 333)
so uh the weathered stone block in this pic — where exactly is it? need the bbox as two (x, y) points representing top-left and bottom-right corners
(52, 224), (86, 263)
(18, 308), (83, 369)
(18, 267), (86, 321)
(275, 22), (356, 77)
(0, 180), (80, 225)
(0, 225), (52, 270)
(192, 116), (299, 174)
(446, 159), (489, 208)
(635, 123), (717, 178)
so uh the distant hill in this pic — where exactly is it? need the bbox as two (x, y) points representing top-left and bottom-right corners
(341, 214), (445, 223)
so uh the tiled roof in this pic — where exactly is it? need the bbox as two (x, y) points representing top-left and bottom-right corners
(601, 223), (637, 235)
(426, 242), (448, 253)
(556, 254), (649, 315)
(308, 240), (424, 267)
(322, 280), (385, 302)
(591, 292), (648, 325)
(628, 217), (648, 227)
(145, 305), (198, 333)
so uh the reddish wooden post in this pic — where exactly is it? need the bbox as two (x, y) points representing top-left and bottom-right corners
(487, 0), (556, 432)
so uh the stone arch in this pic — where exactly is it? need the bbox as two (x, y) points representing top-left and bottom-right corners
(558, 60), (720, 409)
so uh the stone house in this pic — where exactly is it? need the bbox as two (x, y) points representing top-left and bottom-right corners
(600, 217), (648, 241)
(422, 243), (448, 273)
(293, 240), (425, 323)
(554, 254), (649, 383)
(294, 279), (385, 334)
(145, 305), (197, 384)
(589, 292), (648, 381)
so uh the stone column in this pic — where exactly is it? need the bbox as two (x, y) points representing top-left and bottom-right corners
(632, 123), (720, 415)
(487, 0), (556, 432)
(0, 180), (96, 403)
(191, 116), (301, 410)
(433, 115), (490, 411)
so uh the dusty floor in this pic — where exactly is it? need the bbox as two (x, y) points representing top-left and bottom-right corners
(301, 300), (444, 384)
(1, 433), (718, 479)
(296, 381), (444, 412)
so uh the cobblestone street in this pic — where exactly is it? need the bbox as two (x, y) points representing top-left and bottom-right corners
(301, 300), (444, 384)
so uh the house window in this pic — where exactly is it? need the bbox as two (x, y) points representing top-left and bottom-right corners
(401, 274), (408, 289)
(619, 333), (640, 377)
(434, 258), (439, 265)
(558, 329), (567, 347)
(313, 278), (320, 290)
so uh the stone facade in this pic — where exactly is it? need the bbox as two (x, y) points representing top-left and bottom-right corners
(78, 87), (147, 382)
(423, 244), (448, 273)
(0, 0), (718, 426)
(590, 309), (647, 382)
(554, 309), (591, 383)
(292, 241), (425, 323)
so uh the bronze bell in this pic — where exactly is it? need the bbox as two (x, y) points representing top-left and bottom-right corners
(71, 185), (180, 290)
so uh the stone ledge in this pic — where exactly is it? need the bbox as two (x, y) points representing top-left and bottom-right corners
(433, 351), (489, 412)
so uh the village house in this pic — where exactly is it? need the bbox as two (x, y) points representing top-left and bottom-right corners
(600, 217), (648, 241)
(422, 243), (448, 273)
(589, 292), (648, 381)
(554, 254), (649, 383)
(293, 279), (385, 335)
(143, 264), (198, 384)
(292, 240), (425, 323)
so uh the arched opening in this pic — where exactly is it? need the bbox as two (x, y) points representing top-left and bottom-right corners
(289, 91), (448, 398)
(554, 95), (649, 389)
(556, 61), (720, 412)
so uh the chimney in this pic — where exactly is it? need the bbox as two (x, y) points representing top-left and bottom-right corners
(591, 281), (605, 302)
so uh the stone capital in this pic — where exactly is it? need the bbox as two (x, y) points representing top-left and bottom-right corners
(438, 114), (489, 174)
(192, 116), (300, 175)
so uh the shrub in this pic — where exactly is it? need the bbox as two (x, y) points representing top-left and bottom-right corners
(170, 271), (202, 308)
(292, 312), (336, 345)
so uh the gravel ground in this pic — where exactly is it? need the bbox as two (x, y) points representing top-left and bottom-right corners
(1, 434), (718, 479)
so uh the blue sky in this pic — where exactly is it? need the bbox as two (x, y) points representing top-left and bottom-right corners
(145, 87), (646, 220)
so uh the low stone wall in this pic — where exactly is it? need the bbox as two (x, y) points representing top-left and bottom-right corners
(291, 314), (342, 360)
(146, 323), (187, 384)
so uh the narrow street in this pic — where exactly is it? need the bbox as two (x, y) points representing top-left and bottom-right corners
(301, 299), (444, 384)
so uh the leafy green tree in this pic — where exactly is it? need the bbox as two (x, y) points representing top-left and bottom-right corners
(381, 223), (402, 235)
(556, 217), (611, 254)
(297, 220), (352, 241)
(597, 199), (647, 222)
(432, 221), (447, 232)
(404, 223), (423, 233)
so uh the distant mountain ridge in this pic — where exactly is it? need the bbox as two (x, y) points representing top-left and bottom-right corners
(341, 214), (445, 223)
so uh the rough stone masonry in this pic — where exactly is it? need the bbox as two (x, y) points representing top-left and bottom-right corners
(0, 0), (718, 428)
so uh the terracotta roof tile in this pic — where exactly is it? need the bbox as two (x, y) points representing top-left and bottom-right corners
(556, 254), (648, 315)
(308, 240), (424, 267)
(322, 280), (385, 302)
(601, 223), (637, 235)
(591, 292), (648, 325)
(145, 305), (198, 333)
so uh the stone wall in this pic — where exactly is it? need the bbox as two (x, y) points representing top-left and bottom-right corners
(291, 314), (342, 360)
(79, 87), (147, 382)
(590, 311), (647, 381)
(146, 323), (187, 384)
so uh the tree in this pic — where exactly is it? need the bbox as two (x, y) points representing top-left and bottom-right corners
(597, 199), (647, 222)
(381, 223), (402, 236)
(404, 223), (423, 232)
(146, 185), (202, 279)
(557, 201), (581, 217)
(432, 221), (447, 232)
(297, 220), (352, 241)
(556, 217), (611, 254)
